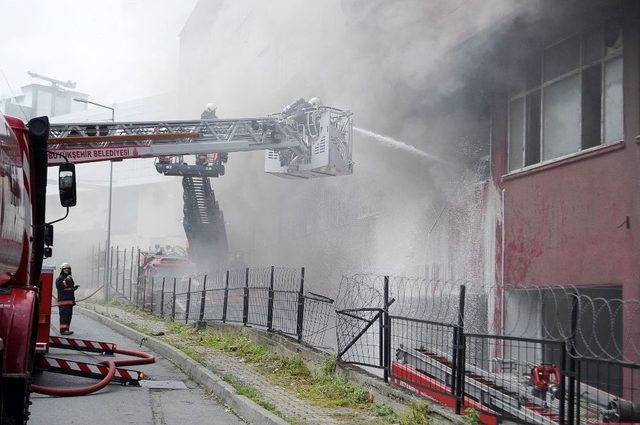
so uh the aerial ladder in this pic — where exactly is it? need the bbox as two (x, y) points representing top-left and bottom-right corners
(46, 105), (354, 265)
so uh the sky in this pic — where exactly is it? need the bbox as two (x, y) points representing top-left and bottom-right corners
(0, 0), (197, 103)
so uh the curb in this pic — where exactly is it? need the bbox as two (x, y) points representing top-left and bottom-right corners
(77, 306), (287, 425)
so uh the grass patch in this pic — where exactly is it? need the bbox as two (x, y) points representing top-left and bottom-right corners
(298, 369), (373, 408)
(222, 373), (283, 417)
(166, 325), (376, 410)
(101, 303), (393, 417)
(397, 401), (432, 425)
(463, 407), (481, 425)
(373, 403), (397, 421)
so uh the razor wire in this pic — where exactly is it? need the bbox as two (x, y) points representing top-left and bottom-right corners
(335, 273), (640, 364)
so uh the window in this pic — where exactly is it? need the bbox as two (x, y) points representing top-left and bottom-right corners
(508, 24), (623, 172)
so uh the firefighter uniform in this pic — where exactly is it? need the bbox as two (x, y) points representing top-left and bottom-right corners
(56, 263), (78, 335)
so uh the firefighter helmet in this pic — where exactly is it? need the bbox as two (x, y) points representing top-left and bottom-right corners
(60, 262), (71, 270)
(309, 97), (322, 108)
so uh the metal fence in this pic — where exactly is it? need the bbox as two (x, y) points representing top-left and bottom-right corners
(336, 274), (640, 425)
(92, 245), (138, 299)
(90, 246), (640, 424)
(92, 247), (334, 350)
(143, 267), (334, 348)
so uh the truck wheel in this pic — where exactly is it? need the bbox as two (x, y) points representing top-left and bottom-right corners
(1, 377), (31, 424)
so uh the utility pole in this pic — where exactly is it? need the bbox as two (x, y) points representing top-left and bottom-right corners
(73, 98), (115, 301)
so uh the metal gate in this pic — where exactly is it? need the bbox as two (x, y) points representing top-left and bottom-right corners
(336, 276), (392, 381)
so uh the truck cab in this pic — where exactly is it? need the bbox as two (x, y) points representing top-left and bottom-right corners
(0, 114), (76, 423)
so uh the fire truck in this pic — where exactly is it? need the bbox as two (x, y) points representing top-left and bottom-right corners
(0, 103), (353, 423)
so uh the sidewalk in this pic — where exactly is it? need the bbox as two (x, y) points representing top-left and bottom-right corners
(31, 309), (242, 425)
(85, 302), (438, 425)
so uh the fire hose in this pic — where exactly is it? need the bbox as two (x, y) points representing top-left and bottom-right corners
(30, 347), (155, 397)
(51, 285), (104, 307)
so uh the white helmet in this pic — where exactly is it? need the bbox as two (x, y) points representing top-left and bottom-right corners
(205, 103), (217, 112)
(60, 262), (71, 270)
(309, 97), (322, 108)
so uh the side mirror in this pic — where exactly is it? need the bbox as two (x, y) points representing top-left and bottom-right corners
(59, 163), (77, 207)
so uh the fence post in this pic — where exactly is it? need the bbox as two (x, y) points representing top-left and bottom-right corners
(171, 277), (177, 321)
(134, 248), (140, 303)
(454, 284), (466, 415)
(134, 273), (138, 306)
(267, 266), (275, 331)
(136, 248), (141, 291)
(378, 310), (384, 374)
(160, 277), (166, 317)
(222, 270), (230, 323)
(150, 277), (155, 313)
(115, 246), (120, 295)
(296, 267), (305, 342)
(100, 243), (104, 286)
(129, 246), (134, 301)
(198, 275), (208, 326)
(559, 341), (567, 425)
(451, 326), (459, 394)
(567, 295), (579, 425)
(122, 248), (127, 294)
(109, 245), (114, 296)
(185, 277), (192, 324)
(142, 275), (147, 309)
(96, 245), (99, 286)
(90, 245), (95, 286)
(242, 268), (250, 326)
(575, 358), (581, 424)
(382, 275), (391, 383)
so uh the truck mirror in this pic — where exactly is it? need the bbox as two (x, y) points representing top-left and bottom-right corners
(59, 163), (77, 207)
(44, 224), (54, 246)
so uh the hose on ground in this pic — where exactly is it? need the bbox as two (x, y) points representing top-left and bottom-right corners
(30, 347), (155, 397)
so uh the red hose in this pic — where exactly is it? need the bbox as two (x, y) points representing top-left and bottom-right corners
(31, 347), (155, 397)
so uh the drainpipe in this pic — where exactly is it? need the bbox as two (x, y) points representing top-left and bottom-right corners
(500, 188), (506, 336)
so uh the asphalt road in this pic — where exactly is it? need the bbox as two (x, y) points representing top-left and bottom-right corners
(29, 310), (243, 425)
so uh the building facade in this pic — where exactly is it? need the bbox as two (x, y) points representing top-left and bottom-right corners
(1, 83), (89, 120)
(486, 0), (638, 364)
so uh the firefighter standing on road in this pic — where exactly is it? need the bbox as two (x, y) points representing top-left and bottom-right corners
(56, 263), (79, 335)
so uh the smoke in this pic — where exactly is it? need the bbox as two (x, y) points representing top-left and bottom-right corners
(172, 0), (537, 295)
(40, 1), (539, 295)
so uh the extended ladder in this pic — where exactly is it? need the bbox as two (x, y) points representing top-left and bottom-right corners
(47, 106), (354, 179)
(47, 117), (301, 164)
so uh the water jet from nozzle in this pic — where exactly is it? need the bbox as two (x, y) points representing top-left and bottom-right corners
(354, 126), (445, 163)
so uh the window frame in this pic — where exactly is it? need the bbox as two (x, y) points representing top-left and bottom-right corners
(507, 28), (623, 173)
